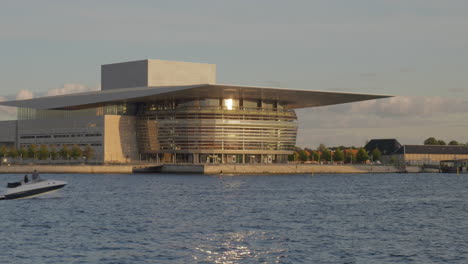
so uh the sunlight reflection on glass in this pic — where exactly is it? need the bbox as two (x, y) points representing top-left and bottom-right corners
(224, 99), (233, 110)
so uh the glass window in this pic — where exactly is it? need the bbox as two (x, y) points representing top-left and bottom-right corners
(263, 100), (274, 109)
(222, 99), (239, 110)
(199, 98), (220, 107)
(243, 100), (258, 109)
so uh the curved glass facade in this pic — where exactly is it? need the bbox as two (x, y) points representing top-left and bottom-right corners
(136, 99), (298, 163)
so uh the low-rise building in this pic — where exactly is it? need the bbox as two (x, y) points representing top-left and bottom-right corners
(387, 144), (468, 166)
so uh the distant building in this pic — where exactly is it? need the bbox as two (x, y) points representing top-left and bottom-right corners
(391, 145), (468, 166)
(0, 59), (389, 164)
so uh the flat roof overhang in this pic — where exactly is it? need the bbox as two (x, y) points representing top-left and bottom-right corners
(0, 84), (392, 110)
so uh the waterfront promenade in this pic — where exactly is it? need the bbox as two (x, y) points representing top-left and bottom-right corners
(0, 164), (412, 174)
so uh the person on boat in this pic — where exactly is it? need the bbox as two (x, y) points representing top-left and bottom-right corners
(32, 170), (40, 181)
(24, 175), (29, 183)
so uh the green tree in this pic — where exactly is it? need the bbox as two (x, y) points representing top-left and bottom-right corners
(318, 143), (327, 152)
(82, 145), (95, 161)
(50, 146), (59, 160)
(27, 144), (38, 159)
(311, 151), (320, 162)
(37, 145), (49, 160)
(345, 151), (356, 163)
(356, 148), (369, 163)
(19, 146), (28, 159)
(437, 140), (446, 145)
(298, 150), (309, 162)
(8, 148), (19, 159)
(60, 145), (71, 160)
(333, 149), (344, 162)
(448, 140), (459, 145)
(321, 149), (332, 162)
(424, 137), (438, 145)
(0, 146), (7, 158)
(70, 145), (83, 160)
(371, 148), (382, 161)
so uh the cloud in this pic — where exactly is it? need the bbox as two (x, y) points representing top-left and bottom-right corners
(16, 90), (34, 100)
(45, 83), (99, 97)
(0, 83), (98, 119)
(0, 96), (16, 118)
(296, 96), (468, 147)
(447, 88), (465, 93)
(309, 96), (468, 118)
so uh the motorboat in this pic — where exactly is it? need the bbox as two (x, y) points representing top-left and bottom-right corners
(0, 178), (67, 200)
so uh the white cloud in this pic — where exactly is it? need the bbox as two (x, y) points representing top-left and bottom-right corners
(0, 83), (98, 119)
(296, 96), (468, 147)
(45, 83), (99, 97)
(15, 90), (34, 100)
(0, 96), (16, 118)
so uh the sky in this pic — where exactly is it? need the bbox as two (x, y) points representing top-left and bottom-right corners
(1, 0), (467, 147)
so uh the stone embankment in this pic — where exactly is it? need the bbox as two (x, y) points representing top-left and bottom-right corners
(0, 165), (134, 174)
(204, 164), (406, 174)
(0, 164), (414, 174)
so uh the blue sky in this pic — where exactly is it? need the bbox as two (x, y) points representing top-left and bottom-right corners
(1, 0), (468, 147)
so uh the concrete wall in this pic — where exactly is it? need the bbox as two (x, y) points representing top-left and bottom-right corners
(104, 115), (138, 163)
(204, 164), (402, 174)
(147, 59), (216, 86)
(0, 165), (134, 174)
(101, 59), (216, 90)
(0, 120), (17, 146)
(101, 60), (148, 90)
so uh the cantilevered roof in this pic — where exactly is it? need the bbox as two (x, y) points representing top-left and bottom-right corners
(0, 84), (391, 110)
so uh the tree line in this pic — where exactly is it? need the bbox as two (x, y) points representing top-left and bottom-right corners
(289, 144), (381, 164)
(0, 144), (94, 161)
(423, 137), (468, 146)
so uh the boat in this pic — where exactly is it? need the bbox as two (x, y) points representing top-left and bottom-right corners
(0, 178), (67, 200)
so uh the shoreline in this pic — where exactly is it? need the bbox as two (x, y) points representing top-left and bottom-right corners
(0, 164), (422, 174)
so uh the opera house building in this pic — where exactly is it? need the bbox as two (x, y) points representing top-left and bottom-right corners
(0, 60), (389, 164)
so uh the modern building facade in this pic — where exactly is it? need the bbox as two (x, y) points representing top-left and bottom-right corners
(0, 59), (390, 164)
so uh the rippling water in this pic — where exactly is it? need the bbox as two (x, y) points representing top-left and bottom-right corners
(1, 173), (467, 263)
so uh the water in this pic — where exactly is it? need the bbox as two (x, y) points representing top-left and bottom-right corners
(0, 173), (467, 264)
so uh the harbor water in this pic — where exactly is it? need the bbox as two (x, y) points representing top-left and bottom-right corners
(0, 173), (467, 263)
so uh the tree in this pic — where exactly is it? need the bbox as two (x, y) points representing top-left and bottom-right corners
(437, 140), (446, 145)
(60, 145), (71, 160)
(424, 137), (439, 145)
(27, 144), (38, 159)
(356, 148), (369, 163)
(38, 145), (49, 160)
(345, 150), (356, 163)
(70, 145), (82, 160)
(8, 148), (19, 159)
(448, 140), (459, 145)
(333, 149), (344, 162)
(19, 146), (28, 159)
(298, 150), (309, 162)
(304, 148), (314, 160)
(318, 143), (327, 152)
(371, 148), (382, 161)
(311, 151), (320, 162)
(50, 146), (59, 160)
(0, 146), (7, 158)
(321, 149), (332, 162)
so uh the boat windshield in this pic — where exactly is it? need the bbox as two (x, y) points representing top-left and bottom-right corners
(7, 182), (22, 188)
